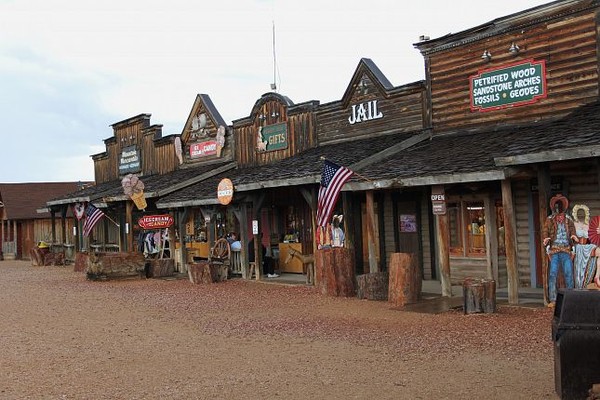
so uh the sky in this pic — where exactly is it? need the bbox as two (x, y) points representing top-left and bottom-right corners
(0, 0), (551, 183)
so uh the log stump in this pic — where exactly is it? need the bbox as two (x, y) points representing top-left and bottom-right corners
(463, 277), (496, 314)
(388, 253), (422, 306)
(188, 261), (227, 284)
(146, 259), (175, 278)
(315, 247), (355, 297)
(86, 252), (145, 281)
(74, 252), (88, 272)
(356, 272), (389, 300)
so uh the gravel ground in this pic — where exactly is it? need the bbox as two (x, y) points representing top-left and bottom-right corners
(0, 260), (558, 400)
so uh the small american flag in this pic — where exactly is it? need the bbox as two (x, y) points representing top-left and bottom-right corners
(317, 160), (354, 227)
(83, 203), (105, 237)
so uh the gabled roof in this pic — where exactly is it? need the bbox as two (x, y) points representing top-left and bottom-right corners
(340, 58), (395, 107)
(0, 182), (88, 220)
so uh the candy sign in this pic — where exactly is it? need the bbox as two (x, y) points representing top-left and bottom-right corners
(138, 214), (174, 229)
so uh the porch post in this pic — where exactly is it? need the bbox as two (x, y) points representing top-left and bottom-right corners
(502, 179), (519, 304)
(365, 190), (378, 273)
(537, 163), (551, 305)
(435, 212), (452, 297)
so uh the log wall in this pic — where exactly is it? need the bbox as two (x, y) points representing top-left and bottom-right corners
(423, 6), (599, 133)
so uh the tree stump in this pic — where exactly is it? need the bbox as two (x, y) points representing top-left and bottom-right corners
(315, 247), (355, 297)
(356, 272), (389, 300)
(188, 261), (227, 284)
(146, 259), (175, 278)
(74, 252), (88, 272)
(388, 253), (422, 306)
(463, 277), (496, 314)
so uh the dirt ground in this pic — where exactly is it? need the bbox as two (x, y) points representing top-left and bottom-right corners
(0, 260), (558, 400)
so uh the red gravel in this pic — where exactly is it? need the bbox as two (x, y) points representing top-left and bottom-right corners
(0, 261), (557, 399)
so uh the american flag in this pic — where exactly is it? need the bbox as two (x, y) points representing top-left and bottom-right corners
(83, 203), (105, 237)
(317, 160), (354, 227)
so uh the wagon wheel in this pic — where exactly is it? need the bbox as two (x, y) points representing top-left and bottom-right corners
(211, 238), (230, 262)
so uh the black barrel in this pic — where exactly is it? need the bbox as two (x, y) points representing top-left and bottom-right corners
(553, 289), (600, 399)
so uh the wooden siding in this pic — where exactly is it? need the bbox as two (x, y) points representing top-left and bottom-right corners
(93, 115), (180, 184)
(317, 83), (425, 143)
(420, 196), (433, 280)
(426, 10), (599, 132)
(234, 97), (317, 167)
(513, 179), (532, 287)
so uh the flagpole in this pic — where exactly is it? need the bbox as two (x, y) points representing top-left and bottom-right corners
(319, 156), (373, 183)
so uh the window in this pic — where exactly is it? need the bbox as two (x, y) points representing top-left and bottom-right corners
(448, 200), (486, 257)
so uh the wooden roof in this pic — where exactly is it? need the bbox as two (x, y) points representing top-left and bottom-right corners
(0, 182), (88, 220)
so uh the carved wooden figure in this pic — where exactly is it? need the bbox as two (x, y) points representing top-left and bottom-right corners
(284, 247), (315, 285)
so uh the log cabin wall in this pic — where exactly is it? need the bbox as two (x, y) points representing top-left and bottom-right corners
(317, 61), (426, 144)
(233, 93), (318, 168)
(416, 1), (599, 133)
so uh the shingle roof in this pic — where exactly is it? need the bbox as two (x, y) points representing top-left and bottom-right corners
(47, 161), (233, 206)
(0, 182), (88, 219)
(362, 99), (600, 184)
(158, 99), (600, 206)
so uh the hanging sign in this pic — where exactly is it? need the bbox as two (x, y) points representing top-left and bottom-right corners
(431, 185), (446, 215)
(138, 214), (174, 229)
(217, 178), (234, 205)
(470, 59), (546, 112)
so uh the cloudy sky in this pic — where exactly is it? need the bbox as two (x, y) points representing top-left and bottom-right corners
(0, 0), (550, 183)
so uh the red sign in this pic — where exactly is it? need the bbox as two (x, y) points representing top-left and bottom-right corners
(190, 141), (217, 158)
(138, 215), (174, 230)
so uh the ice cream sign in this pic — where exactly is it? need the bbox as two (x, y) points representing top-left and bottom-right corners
(470, 59), (546, 112)
(138, 214), (174, 230)
(190, 141), (217, 158)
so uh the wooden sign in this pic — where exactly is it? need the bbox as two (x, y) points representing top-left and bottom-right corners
(138, 214), (174, 230)
(217, 178), (234, 205)
(190, 141), (218, 158)
(470, 59), (546, 112)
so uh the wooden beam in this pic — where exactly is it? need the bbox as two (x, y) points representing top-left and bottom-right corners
(483, 196), (494, 280)
(349, 132), (430, 171)
(365, 190), (378, 273)
(494, 145), (600, 166)
(502, 179), (519, 305)
(435, 211), (452, 297)
(537, 163), (551, 305)
(299, 187), (316, 211)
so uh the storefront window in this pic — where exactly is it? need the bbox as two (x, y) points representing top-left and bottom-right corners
(448, 200), (486, 257)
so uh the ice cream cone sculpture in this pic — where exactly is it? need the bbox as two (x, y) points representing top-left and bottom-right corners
(122, 174), (146, 210)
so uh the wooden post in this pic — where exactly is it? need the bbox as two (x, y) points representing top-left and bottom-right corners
(502, 179), (519, 304)
(126, 200), (133, 252)
(537, 164), (551, 305)
(365, 190), (378, 273)
(436, 213), (452, 297)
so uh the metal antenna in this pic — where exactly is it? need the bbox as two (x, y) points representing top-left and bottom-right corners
(271, 20), (277, 92)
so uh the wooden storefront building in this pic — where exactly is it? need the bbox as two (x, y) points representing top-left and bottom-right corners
(46, 0), (600, 305)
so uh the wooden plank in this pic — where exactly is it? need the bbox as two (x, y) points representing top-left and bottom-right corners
(537, 164), (551, 304)
(365, 191), (378, 273)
